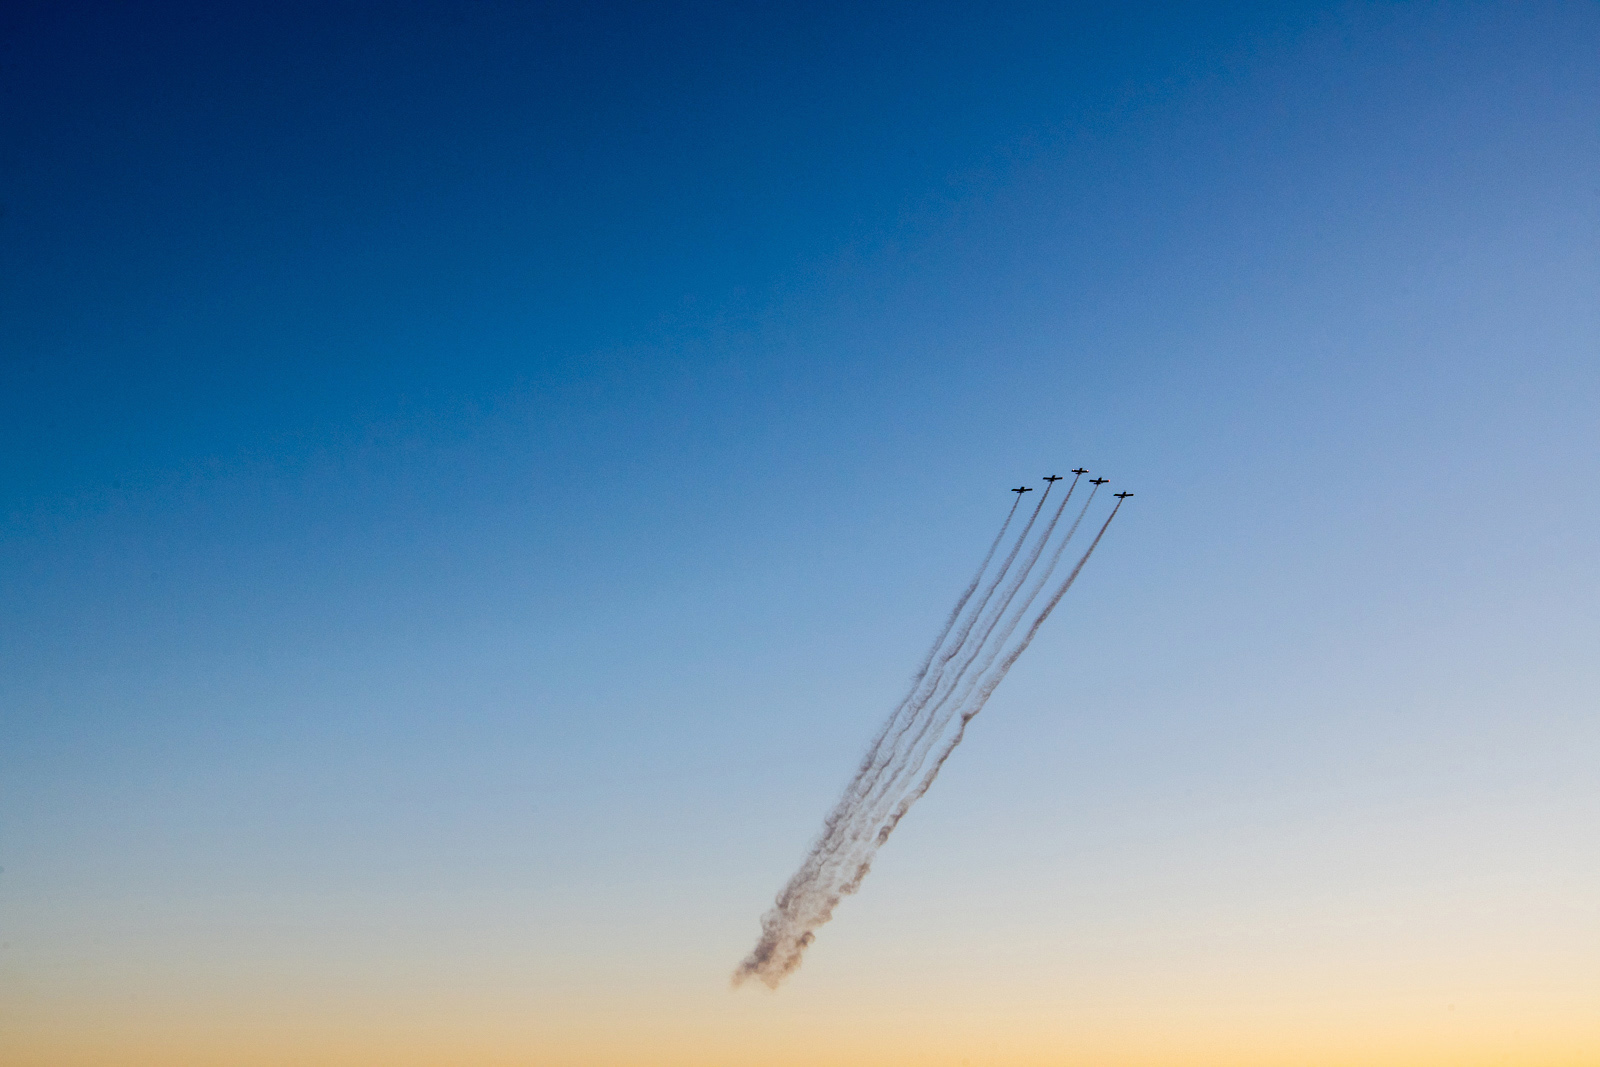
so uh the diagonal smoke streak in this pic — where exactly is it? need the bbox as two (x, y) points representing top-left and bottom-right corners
(871, 499), (1124, 848)
(856, 483), (1101, 839)
(852, 477), (1087, 825)
(832, 497), (1114, 904)
(908, 493), (1024, 707)
(821, 484), (1099, 897)
(843, 482), (1053, 818)
(733, 489), (1041, 985)
(842, 492), (1020, 811)
(817, 478), (1077, 889)
(732, 482), (1124, 991)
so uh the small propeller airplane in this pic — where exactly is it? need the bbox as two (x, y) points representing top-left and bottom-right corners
(1114, 491), (1133, 499)
(1010, 486), (1033, 494)
(1071, 468), (1088, 475)
(1043, 474), (1062, 484)
(1089, 477), (1109, 486)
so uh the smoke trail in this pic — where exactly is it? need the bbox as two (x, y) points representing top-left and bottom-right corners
(846, 477), (1084, 829)
(844, 482), (1053, 812)
(794, 482), (1093, 915)
(821, 482), (1099, 894)
(732, 490), (1041, 987)
(857, 483), (1100, 836)
(821, 479), (1072, 884)
(801, 487), (1042, 814)
(732, 482), (1125, 990)
(845, 492), (1021, 802)
(909, 493), (1023, 704)
(873, 498), (1125, 847)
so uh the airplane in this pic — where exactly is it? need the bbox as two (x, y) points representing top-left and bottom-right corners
(1043, 474), (1062, 484)
(1071, 468), (1088, 475)
(1089, 477), (1108, 486)
(1114, 491), (1133, 499)
(1010, 486), (1033, 494)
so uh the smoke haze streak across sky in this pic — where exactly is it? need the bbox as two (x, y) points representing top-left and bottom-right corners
(733, 475), (1123, 989)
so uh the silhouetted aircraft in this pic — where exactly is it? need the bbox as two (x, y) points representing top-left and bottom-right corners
(1010, 486), (1033, 494)
(1089, 477), (1108, 486)
(1114, 491), (1133, 499)
(1071, 467), (1088, 475)
(1043, 475), (1062, 484)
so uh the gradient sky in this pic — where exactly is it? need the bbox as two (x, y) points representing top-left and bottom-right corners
(2, 2), (1597, 1064)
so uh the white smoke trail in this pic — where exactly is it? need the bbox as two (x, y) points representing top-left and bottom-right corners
(732, 490), (1043, 986)
(842, 492), (1022, 811)
(844, 483), (1053, 817)
(857, 483), (1101, 839)
(854, 477), (1087, 823)
(810, 479), (1077, 893)
(874, 498), (1125, 846)
(732, 480), (1124, 989)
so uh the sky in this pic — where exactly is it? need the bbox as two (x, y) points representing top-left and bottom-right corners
(1, 1), (1597, 1063)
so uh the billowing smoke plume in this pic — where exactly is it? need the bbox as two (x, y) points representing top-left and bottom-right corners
(733, 474), (1128, 989)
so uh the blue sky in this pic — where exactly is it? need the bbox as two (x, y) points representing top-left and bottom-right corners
(3, 2), (1597, 1063)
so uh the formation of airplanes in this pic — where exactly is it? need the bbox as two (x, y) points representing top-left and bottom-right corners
(1008, 472), (1132, 498)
